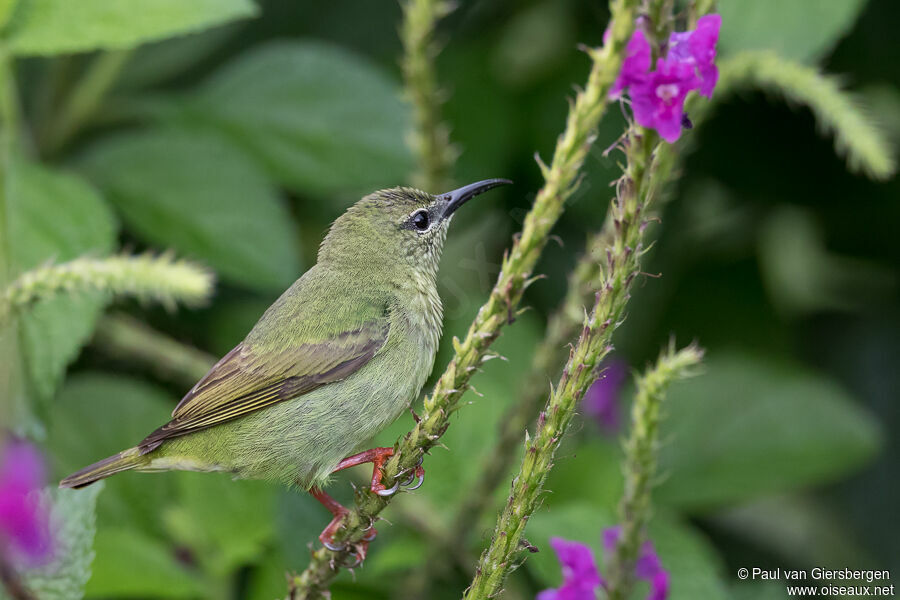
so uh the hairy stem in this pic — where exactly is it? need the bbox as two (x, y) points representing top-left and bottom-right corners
(0, 253), (214, 327)
(402, 226), (615, 598)
(605, 342), (703, 600)
(463, 116), (664, 597)
(400, 0), (456, 191)
(451, 219), (616, 545)
(715, 51), (895, 180)
(287, 1), (640, 596)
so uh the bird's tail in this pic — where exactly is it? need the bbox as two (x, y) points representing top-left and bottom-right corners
(59, 447), (147, 489)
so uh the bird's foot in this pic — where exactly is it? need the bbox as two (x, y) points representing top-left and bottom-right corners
(332, 447), (398, 496)
(311, 487), (351, 552)
(318, 512), (350, 552)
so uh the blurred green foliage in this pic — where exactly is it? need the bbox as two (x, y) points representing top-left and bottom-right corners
(0, 0), (897, 598)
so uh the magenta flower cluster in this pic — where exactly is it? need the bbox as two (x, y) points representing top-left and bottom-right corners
(0, 439), (53, 567)
(612, 15), (722, 143)
(538, 527), (668, 600)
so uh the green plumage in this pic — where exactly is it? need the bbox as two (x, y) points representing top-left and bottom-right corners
(61, 181), (508, 491)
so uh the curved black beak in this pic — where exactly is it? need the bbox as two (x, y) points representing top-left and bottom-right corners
(441, 178), (512, 219)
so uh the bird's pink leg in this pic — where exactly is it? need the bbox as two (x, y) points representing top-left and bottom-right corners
(311, 448), (425, 559)
(332, 447), (398, 495)
(310, 488), (351, 551)
(310, 487), (376, 562)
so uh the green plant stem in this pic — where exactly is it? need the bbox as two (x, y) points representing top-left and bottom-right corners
(40, 50), (132, 156)
(450, 220), (615, 543)
(688, 0), (717, 28)
(0, 45), (24, 429)
(0, 253), (214, 327)
(400, 0), (456, 191)
(287, 2), (639, 596)
(92, 312), (216, 387)
(463, 118), (666, 599)
(402, 226), (614, 598)
(606, 342), (703, 600)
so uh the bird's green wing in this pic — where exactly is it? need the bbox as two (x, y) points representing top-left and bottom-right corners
(138, 315), (390, 453)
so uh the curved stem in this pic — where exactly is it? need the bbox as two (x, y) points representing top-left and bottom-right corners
(606, 342), (704, 600)
(0, 253), (214, 328)
(463, 118), (664, 598)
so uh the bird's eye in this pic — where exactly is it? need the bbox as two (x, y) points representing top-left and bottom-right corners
(412, 210), (430, 231)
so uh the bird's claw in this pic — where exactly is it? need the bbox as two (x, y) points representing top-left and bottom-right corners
(374, 479), (400, 496)
(400, 463), (426, 491)
(404, 472), (425, 491)
(321, 537), (347, 552)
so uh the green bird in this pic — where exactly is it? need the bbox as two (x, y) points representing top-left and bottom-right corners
(61, 179), (510, 554)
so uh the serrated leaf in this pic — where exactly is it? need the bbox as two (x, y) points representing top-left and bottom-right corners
(5, 157), (116, 401)
(657, 352), (883, 510)
(16, 485), (103, 600)
(179, 41), (413, 196)
(77, 128), (301, 291)
(718, 0), (867, 63)
(4, 0), (257, 56)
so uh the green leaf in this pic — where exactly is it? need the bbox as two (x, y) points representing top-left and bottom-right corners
(47, 373), (177, 536)
(179, 41), (413, 196)
(166, 473), (276, 575)
(710, 494), (876, 569)
(718, 0), (868, 63)
(85, 528), (205, 598)
(657, 352), (884, 510)
(18, 485), (103, 600)
(117, 24), (240, 90)
(4, 0), (257, 56)
(5, 158), (116, 401)
(77, 128), (301, 291)
(525, 503), (729, 600)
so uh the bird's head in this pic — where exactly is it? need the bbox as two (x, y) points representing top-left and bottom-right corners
(318, 179), (511, 278)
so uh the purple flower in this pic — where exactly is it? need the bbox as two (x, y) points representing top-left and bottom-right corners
(0, 439), (53, 566)
(667, 14), (721, 98)
(602, 526), (669, 600)
(537, 538), (604, 600)
(630, 58), (699, 143)
(611, 15), (721, 142)
(584, 360), (629, 433)
(539, 529), (669, 600)
(611, 29), (652, 98)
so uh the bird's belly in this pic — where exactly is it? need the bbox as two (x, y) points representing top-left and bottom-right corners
(159, 338), (435, 488)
